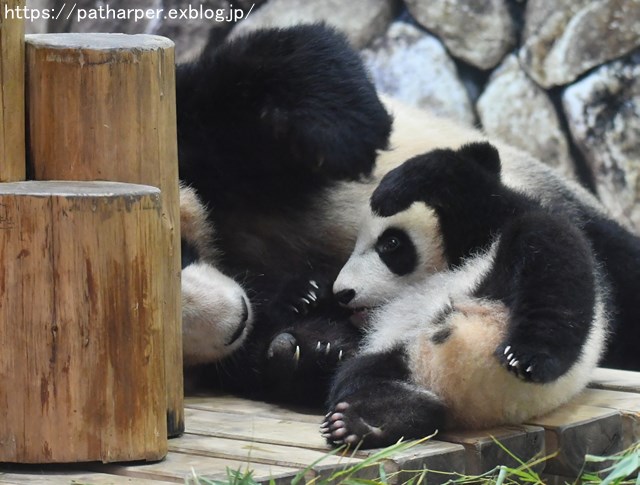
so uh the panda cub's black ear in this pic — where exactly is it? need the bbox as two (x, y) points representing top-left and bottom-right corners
(456, 142), (501, 176)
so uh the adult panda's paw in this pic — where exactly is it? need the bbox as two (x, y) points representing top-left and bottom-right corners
(263, 319), (361, 405)
(497, 343), (564, 383)
(320, 402), (384, 447)
(288, 279), (323, 316)
(267, 277), (329, 323)
(267, 319), (359, 373)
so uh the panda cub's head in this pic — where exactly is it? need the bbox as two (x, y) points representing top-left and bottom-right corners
(333, 203), (446, 326)
(180, 185), (253, 366)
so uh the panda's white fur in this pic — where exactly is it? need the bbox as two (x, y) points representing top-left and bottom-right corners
(350, 214), (608, 429)
(180, 185), (252, 366)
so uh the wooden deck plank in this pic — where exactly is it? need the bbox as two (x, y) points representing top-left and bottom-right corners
(439, 425), (545, 475)
(186, 394), (322, 424)
(356, 440), (467, 485)
(526, 403), (623, 477)
(0, 470), (172, 484)
(169, 432), (362, 470)
(1, 369), (637, 484)
(184, 407), (328, 450)
(590, 368), (640, 394)
(570, 388), (640, 447)
(92, 451), (300, 484)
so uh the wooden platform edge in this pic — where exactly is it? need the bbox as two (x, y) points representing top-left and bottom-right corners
(1, 368), (639, 483)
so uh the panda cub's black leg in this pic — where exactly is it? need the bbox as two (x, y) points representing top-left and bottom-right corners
(322, 348), (446, 448)
(478, 212), (599, 383)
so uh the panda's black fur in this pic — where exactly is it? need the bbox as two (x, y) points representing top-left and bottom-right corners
(176, 23), (640, 409)
(323, 142), (609, 448)
(177, 24), (387, 404)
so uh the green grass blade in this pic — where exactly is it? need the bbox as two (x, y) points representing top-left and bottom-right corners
(600, 452), (640, 485)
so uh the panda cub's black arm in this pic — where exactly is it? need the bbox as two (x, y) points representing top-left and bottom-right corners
(478, 211), (601, 383)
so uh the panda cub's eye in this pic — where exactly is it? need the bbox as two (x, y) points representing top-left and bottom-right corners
(375, 227), (417, 276)
(376, 235), (401, 254)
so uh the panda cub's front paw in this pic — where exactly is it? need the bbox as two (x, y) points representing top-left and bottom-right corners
(496, 343), (564, 383)
(370, 161), (424, 218)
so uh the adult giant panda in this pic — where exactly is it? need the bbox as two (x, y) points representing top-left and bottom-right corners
(323, 142), (609, 448)
(176, 24), (384, 402)
(176, 24), (640, 404)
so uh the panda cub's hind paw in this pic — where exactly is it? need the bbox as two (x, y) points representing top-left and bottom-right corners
(320, 402), (382, 447)
(497, 344), (564, 383)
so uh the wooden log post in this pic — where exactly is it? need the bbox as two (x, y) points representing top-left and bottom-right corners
(25, 33), (184, 436)
(0, 181), (167, 463)
(0, 0), (26, 181)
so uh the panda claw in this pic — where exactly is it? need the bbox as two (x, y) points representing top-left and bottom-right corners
(526, 365), (534, 373)
(504, 346), (511, 355)
(316, 341), (322, 351)
(325, 342), (331, 354)
(309, 280), (319, 289)
(307, 291), (317, 302)
(293, 345), (301, 363)
(507, 353), (514, 361)
(338, 349), (344, 361)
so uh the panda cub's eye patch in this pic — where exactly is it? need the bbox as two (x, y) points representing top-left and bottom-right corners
(375, 228), (417, 276)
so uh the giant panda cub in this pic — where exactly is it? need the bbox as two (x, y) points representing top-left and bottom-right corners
(323, 142), (609, 449)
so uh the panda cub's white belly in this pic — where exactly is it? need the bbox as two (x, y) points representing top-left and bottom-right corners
(360, 242), (608, 430)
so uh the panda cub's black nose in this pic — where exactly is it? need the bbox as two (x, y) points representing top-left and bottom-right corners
(335, 289), (356, 306)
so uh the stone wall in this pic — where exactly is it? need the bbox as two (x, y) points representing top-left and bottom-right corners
(25, 0), (640, 233)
